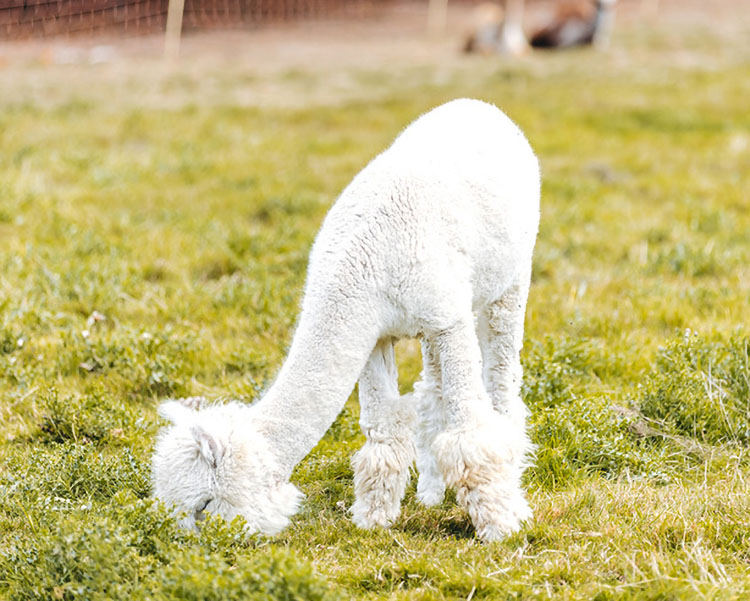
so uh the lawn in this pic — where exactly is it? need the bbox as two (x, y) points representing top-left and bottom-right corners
(2, 6), (750, 599)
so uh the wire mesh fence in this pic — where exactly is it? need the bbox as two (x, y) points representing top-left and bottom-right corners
(0, 0), (398, 39)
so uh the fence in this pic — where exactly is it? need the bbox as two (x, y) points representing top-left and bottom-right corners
(0, 0), (396, 39)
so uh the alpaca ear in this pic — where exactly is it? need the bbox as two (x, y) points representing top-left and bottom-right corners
(158, 400), (193, 424)
(190, 425), (223, 469)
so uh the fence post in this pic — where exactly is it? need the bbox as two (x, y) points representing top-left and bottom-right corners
(165, 0), (186, 61)
(427, 0), (447, 34)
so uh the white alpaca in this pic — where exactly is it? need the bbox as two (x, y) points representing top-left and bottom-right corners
(152, 98), (540, 542)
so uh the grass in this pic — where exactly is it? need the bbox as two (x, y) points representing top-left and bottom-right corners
(2, 11), (750, 600)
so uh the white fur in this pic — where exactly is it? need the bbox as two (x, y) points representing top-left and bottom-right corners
(152, 99), (540, 542)
(152, 400), (303, 533)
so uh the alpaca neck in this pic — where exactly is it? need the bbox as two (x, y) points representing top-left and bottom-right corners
(251, 293), (379, 476)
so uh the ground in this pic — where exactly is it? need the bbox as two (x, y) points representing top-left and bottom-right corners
(2, 0), (750, 599)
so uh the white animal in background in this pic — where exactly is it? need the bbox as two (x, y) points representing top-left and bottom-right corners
(152, 98), (541, 542)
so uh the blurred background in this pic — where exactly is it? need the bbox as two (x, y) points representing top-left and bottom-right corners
(1, 0), (749, 101)
(2, 4), (750, 597)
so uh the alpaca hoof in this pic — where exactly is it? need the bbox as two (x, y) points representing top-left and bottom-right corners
(350, 500), (396, 529)
(416, 476), (445, 507)
(476, 521), (518, 543)
(471, 492), (532, 542)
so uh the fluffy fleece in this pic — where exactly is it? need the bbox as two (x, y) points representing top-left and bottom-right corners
(152, 98), (540, 542)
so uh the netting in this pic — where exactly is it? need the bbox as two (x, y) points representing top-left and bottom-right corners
(0, 0), (395, 39)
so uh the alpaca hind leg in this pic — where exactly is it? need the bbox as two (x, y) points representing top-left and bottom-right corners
(482, 274), (534, 473)
(414, 338), (446, 506)
(350, 338), (416, 529)
(430, 313), (530, 542)
(465, 276), (534, 533)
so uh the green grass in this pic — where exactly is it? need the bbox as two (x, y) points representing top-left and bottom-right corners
(2, 16), (750, 600)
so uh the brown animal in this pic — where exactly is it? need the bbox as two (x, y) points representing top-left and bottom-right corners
(530, 0), (616, 49)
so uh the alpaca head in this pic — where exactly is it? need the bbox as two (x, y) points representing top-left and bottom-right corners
(151, 400), (303, 535)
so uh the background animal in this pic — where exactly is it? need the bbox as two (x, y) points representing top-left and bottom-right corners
(530, 0), (617, 49)
(463, 0), (529, 56)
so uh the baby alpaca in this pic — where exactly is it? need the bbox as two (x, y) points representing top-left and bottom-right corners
(152, 98), (540, 541)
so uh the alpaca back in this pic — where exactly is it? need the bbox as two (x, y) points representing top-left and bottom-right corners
(307, 99), (540, 333)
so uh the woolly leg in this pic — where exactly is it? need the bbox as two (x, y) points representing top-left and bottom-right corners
(480, 273), (533, 470)
(414, 338), (446, 506)
(431, 313), (530, 542)
(350, 339), (416, 530)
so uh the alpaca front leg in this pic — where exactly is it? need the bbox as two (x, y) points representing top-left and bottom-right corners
(414, 338), (446, 507)
(433, 415), (531, 541)
(350, 339), (416, 529)
(430, 318), (531, 542)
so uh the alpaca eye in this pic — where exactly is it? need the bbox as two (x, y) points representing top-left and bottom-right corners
(195, 498), (212, 522)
